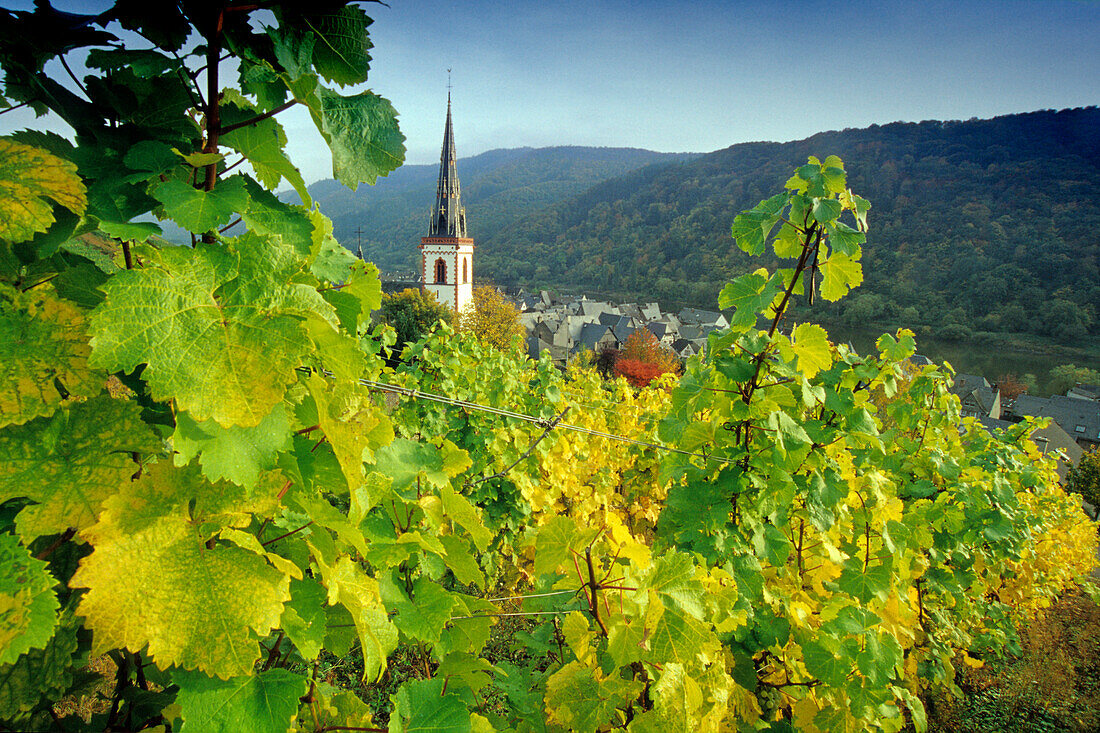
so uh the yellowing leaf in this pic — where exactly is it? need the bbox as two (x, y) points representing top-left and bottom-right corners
(0, 138), (86, 243)
(72, 463), (290, 678)
(790, 323), (833, 378)
(89, 239), (318, 428)
(818, 251), (863, 301)
(0, 284), (103, 428)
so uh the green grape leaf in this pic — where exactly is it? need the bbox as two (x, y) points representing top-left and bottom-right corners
(220, 118), (310, 205)
(836, 561), (891, 604)
(98, 219), (162, 241)
(0, 284), (103, 428)
(304, 6), (374, 85)
(717, 268), (781, 329)
(0, 534), (58, 665)
(0, 605), (78, 721)
(0, 138), (87, 243)
(0, 397), (158, 540)
(389, 677), (470, 733)
(175, 668), (308, 733)
(892, 685), (927, 733)
(818, 251), (863, 302)
(371, 438), (465, 498)
(800, 637), (848, 687)
(317, 555), (397, 682)
(730, 193), (788, 256)
(280, 577), (327, 660)
(172, 404), (292, 489)
(811, 198), (842, 225)
(310, 87), (405, 189)
(826, 220), (865, 256)
(72, 464), (290, 678)
(545, 661), (637, 733)
(790, 323), (832, 378)
(89, 240), (314, 428)
(439, 534), (484, 588)
(150, 176), (249, 233)
(310, 230), (358, 284)
(379, 575), (457, 645)
(239, 177), (314, 252)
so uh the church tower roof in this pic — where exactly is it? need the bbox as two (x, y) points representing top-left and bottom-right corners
(428, 92), (467, 238)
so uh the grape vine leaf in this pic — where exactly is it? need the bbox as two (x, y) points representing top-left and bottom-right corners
(379, 575), (457, 645)
(790, 323), (832, 378)
(544, 661), (637, 733)
(280, 577), (327, 660)
(0, 396), (158, 540)
(311, 87), (404, 189)
(150, 176), (249, 233)
(175, 668), (308, 733)
(818, 252), (863, 301)
(730, 193), (788, 256)
(172, 403), (292, 488)
(220, 115), (310, 205)
(0, 534), (58, 665)
(317, 555), (397, 682)
(89, 241), (313, 428)
(717, 269), (782, 329)
(0, 606), (78, 721)
(302, 5), (373, 86)
(0, 284), (103, 428)
(0, 138), (87, 243)
(72, 464), (291, 678)
(389, 677), (470, 733)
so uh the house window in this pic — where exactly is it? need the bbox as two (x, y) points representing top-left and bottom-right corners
(434, 258), (446, 284)
(462, 258), (468, 283)
(1076, 425), (1086, 433)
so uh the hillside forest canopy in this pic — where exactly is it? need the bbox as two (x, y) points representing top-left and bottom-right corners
(0, 2), (1097, 733)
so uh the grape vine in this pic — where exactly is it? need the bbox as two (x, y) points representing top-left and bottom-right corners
(0, 3), (1095, 732)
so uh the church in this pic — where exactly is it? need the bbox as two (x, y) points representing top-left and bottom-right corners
(419, 93), (474, 313)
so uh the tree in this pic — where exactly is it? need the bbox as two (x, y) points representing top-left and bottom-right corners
(455, 284), (524, 351)
(997, 373), (1029, 401)
(614, 329), (680, 387)
(1049, 364), (1100, 395)
(377, 287), (452, 352)
(1066, 449), (1100, 520)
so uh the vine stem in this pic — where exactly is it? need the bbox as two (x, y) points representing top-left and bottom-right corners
(261, 521), (313, 547)
(585, 547), (608, 637)
(35, 528), (75, 560)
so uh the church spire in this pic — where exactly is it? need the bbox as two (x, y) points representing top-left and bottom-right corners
(428, 90), (466, 238)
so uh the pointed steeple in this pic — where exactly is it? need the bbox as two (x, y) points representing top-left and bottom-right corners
(428, 92), (467, 238)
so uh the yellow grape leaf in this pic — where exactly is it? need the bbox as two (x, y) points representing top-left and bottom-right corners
(71, 463), (290, 678)
(307, 374), (392, 493)
(0, 284), (103, 428)
(0, 138), (87, 243)
(315, 555), (397, 683)
(790, 323), (833, 379)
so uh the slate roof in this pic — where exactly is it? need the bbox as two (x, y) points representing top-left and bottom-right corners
(950, 374), (999, 417)
(646, 322), (668, 340)
(1010, 395), (1100, 444)
(1068, 383), (1100, 401)
(576, 323), (616, 352)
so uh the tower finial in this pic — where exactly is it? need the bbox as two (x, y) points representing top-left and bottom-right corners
(446, 68), (452, 104)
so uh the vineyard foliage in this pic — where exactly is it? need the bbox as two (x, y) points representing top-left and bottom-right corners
(0, 3), (1096, 732)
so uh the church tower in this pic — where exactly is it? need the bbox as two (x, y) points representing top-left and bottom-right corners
(420, 93), (473, 313)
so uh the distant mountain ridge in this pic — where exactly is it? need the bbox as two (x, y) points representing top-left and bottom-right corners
(476, 107), (1100, 342)
(290, 146), (699, 271)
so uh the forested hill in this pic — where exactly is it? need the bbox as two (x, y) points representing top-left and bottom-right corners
(479, 107), (1100, 343)
(290, 146), (697, 272)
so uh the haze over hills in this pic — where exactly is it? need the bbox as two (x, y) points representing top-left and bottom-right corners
(474, 107), (1099, 343)
(287, 146), (698, 272)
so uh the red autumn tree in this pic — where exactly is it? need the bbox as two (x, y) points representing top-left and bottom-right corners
(614, 329), (681, 387)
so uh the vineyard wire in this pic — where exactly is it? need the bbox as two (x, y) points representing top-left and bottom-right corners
(297, 367), (736, 466)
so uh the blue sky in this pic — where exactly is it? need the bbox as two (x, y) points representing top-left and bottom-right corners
(2, 0), (1098, 183)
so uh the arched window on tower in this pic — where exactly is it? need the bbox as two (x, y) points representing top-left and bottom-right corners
(462, 258), (468, 283)
(434, 258), (447, 284)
